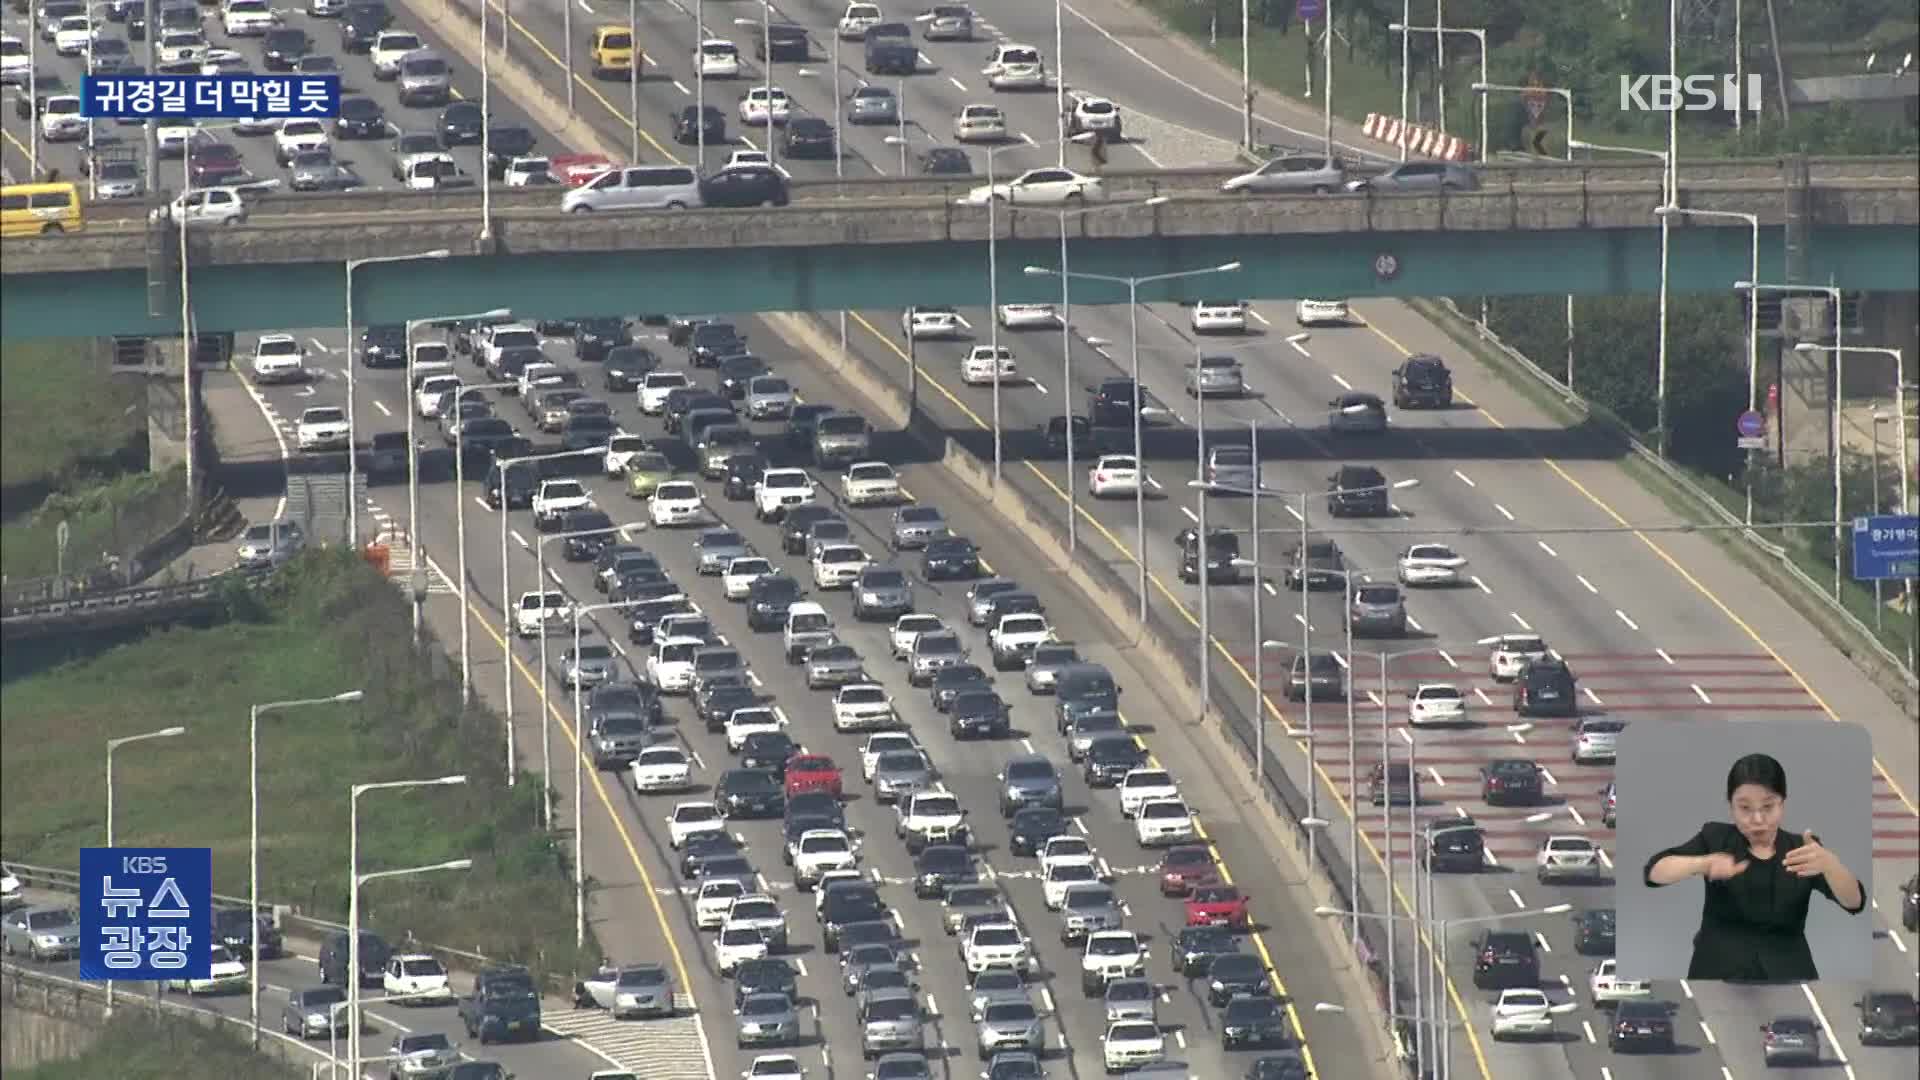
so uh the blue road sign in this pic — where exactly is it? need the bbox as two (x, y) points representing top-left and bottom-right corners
(1851, 514), (1920, 582)
(79, 847), (212, 981)
(1297, 0), (1323, 21)
(1736, 409), (1765, 438)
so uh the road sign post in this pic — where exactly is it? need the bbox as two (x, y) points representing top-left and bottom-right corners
(79, 847), (213, 983)
(1736, 408), (1767, 451)
(1298, 0), (1323, 21)
(1851, 515), (1919, 581)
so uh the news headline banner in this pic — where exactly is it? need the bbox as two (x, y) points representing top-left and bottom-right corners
(78, 847), (213, 981)
(82, 75), (341, 119)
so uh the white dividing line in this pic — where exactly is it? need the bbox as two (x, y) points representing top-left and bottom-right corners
(1582, 686), (1603, 705)
(1887, 929), (1908, 954)
(1656, 648), (1676, 664)
(546, 568), (566, 585)
(1473, 688), (1492, 706)
(1597, 849), (1613, 870)
(1021, 132), (1037, 146)
(1470, 576), (1492, 595)
(1536, 540), (1558, 557)
(1405, 615), (1423, 632)
(307, 337), (328, 353)
(1292, 613), (1309, 628)
(1452, 469), (1476, 487)
(1071, 818), (1089, 836)
(1600, 1069), (1614, 1080)
(1568, 805), (1587, 826)
(1691, 684), (1713, 704)
(1509, 612), (1532, 630)
(1392, 723), (1408, 743)
(1249, 308), (1271, 326)
(1581, 1020), (1596, 1044)
(1180, 506), (1198, 522)
(372, 399), (392, 416)
(1031, 380), (1049, 395)
(1615, 609), (1641, 631)
(1575, 574), (1599, 594)
(1535, 932), (1552, 953)
(1329, 651), (1349, 669)
(925, 995), (939, 1018)
(1263, 581), (1278, 596)
(1285, 335), (1311, 358)
(1369, 691), (1385, 709)
(690, 750), (706, 770)
(1282, 502), (1304, 522)
(672, 79), (689, 95)
(1437, 650), (1458, 669)
(1038, 986), (1055, 1013)
(1173, 1030), (1187, 1050)
(1494, 503), (1515, 521)
(1507, 888), (1526, 910)
(472, 497), (490, 512)
(1330, 373), (1353, 390)
(1699, 1021), (1717, 1046)
(948, 76), (967, 91)
(1680, 979), (1694, 1000)
(1426, 767), (1444, 787)
(1538, 767), (1558, 786)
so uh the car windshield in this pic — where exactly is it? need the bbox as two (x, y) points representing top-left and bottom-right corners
(877, 752), (923, 773)
(618, 967), (667, 988)
(400, 1033), (453, 1052)
(401, 958), (442, 976)
(1006, 761), (1053, 780)
(1065, 887), (1114, 910)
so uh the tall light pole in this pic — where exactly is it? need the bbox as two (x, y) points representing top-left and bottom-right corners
(1742, 281), (1843, 588)
(1797, 341), (1908, 602)
(170, 120), (244, 513)
(1480, 82), (1576, 389)
(401, 306), (507, 641)
(1658, 206), (1760, 519)
(249, 692), (361, 1046)
(1023, 259), (1242, 625)
(1388, 23), (1487, 160)
(479, 0), (492, 239)
(104, 724), (187, 1012)
(446, 379), (520, 704)
(733, 8), (777, 170)
(627, 0), (640, 159)
(347, 778), (469, 1073)
(1320, 0), (1334, 158)
(1397, 0), (1409, 158)
(344, 250), (452, 546)
(1574, 139), (1673, 448)
(1239, 0), (1252, 148)
(568, 599), (634, 949)
(1053, 0), (1066, 163)
(26, 3), (39, 177)
(695, 0), (707, 166)
(496, 448), (600, 788)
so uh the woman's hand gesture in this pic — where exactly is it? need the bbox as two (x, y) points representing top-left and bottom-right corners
(1783, 832), (1839, 879)
(1700, 852), (1750, 881)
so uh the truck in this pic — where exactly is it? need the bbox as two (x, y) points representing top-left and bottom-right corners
(988, 612), (1053, 672)
(532, 478), (594, 530)
(862, 22), (916, 75)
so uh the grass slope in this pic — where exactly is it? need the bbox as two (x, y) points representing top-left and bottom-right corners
(0, 341), (144, 494)
(9, 1008), (304, 1080)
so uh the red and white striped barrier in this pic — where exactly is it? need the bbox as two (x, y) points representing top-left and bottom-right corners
(1357, 113), (1478, 162)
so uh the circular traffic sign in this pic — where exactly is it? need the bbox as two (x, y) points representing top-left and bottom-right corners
(1736, 409), (1766, 438)
(1297, 0), (1323, 21)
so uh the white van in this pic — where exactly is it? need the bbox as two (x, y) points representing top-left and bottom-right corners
(562, 165), (703, 213)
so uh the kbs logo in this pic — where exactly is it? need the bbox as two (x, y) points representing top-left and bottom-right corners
(1618, 74), (1763, 112)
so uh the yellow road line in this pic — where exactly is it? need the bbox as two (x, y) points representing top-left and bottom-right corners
(480, 0), (682, 166)
(1, 125), (36, 176)
(1358, 316), (1920, 818)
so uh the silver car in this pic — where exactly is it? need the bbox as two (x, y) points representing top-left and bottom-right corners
(870, 749), (934, 803)
(907, 632), (967, 686)
(288, 148), (362, 191)
(1023, 642), (1081, 694)
(744, 375), (795, 420)
(385, 1032), (457, 1078)
(1220, 153), (1346, 194)
(282, 984), (349, 1038)
(2, 907), (79, 961)
(1204, 445), (1256, 490)
(1349, 159), (1480, 192)
(396, 48), (451, 106)
(1059, 882), (1123, 941)
(562, 641), (618, 688)
(1329, 392), (1389, 434)
(1571, 718), (1626, 764)
(805, 641), (866, 689)
(888, 505), (949, 551)
(853, 566), (914, 620)
(847, 85), (899, 124)
(861, 987), (925, 1056)
(735, 990), (800, 1046)
(235, 519), (305, 569)
(1104, 977), (1158, 1024)
(1187, 353), (1245, 397)
(841, 942), (904, 995)
(967, 965), (1031, 1020)
(695, 528), (753, 574)
(976, 999), (1044, 1055)
(1066, 711), (1127, 761)
(921, 3), (974, 40)
(575, 962), (675, 1018)
(944, 884), (1005, 936)
(966, 580), (1020, 626)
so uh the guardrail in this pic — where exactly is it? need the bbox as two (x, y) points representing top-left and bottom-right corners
(1429, 297), (1920, 702)
(0, 566), (266, 642)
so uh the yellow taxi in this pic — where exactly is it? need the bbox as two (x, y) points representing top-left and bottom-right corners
(590, 25), (637, 79)
(0, 182), (84, 237)
(623, 451), (675, 499)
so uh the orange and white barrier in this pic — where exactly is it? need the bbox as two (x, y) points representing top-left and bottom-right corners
(1357, 113), (1478, 162)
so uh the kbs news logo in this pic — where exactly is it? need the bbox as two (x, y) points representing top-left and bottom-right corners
(1618, 74), (1764, 112)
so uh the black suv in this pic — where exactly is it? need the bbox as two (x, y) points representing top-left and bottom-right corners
(1285, 537), (1345, 590)
(1481, 759), (1544, 806)
(746, 575), (803, 631)
(701, 165), (790, 208)
(333, 96), (386, 139)
(1423, 817), (1484, 873)
(262, 27), (311, 70)
(1392, 353), (1453, 408)
(461, 966), (541, 1044)
(724, 452), (769, 500)
(688, 321), (746, 367)
(1514, 657), (1578, 717)
(1326, 464), (1391, 517)
(672, 104), (727, 145)
(1086, 378), (1143, 428)
(757, 21), (809, 60)
(318, 929), (389, 987)
(922, 536), (982, 580)
(602, 345), (658, 391)
(561, 509), (618, 561)
(211, 906), (284, 960)
(1176, 527), (1240, 584)
(440, 101), (485, 146)
(783, 116), (836, 158)
(1856, 991), (1919, 1046)
(485, 125), (538, 177)
(482, 460), (536, 510)
(359, 323), (405, 367)
(340, 2), (389, 52)
(575, 317), (630, 363)
(1470, 929), (1539, 989)
(1571, 908), (1616, 955)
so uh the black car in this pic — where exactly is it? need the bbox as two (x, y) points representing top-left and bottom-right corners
(211, 906), (284, 960)
(86, 37), (133, 73)
(672, 104), (727, 145)
(333, 96), (386, 138)
(785, 790), (845, 832)
(820, 883), (888, 952)
(919, 147), (973, 175)
(1205, 953), (1272, 1006)
(1424, 817), (1485, 873)
(1083, 734), (1146, 787)
(318, 929), (390, 987)
(723, 453), (768, 500)
(360, 323), (405, 367)
(1471, 929), (1540, 990)
(485, 125), (537, 177)
(626, 595), (691, 644)
(455, 417), (518, 462)
(779, 506), (837, 556)
(1006, 807), (1067, 856)
(1176, 527), (1240, 584)
(1514, 658), (1577, 717)
(929, 664), (989, 712)
(1481, 759), (1544, 806)
(1608, 999), (1675, 1053)
(735, 958), (799, 1007)
(1221, 996), (1293, 1051)
(1326, 464), (1391, 517)
(1086, 378), (1143, 427)
(340, 2), (388, 52)
(1170, 926), (1240, 976)
(1857, 991), (1919, 1046)
(717, 768), (785, 818)
(746, 575), (804, 631)
(440, 101), (485, 146)
(715, 354), (771, 399)
(948, 689), (1010, 739)
(740, 731), (800, 773)
(688, 322), (746, 367)
(262, 27), (311, 69)
(1392, 353), (1454, 408)
(702, 165), (789, 207)
(1904, 872), (1919, 931)
(783, 116), (836, 158)
(780, 402), (831, 449)
(922, 536), (981, 580)
(912, 844), (976, 899)
(1571, 908), (1616, 955)
(679, 830), (742, 878)
(574, 317), (629, 363)
(602, 345), (657, 391)
(561, 509), (618, 560)
(757, 21), (809, 61)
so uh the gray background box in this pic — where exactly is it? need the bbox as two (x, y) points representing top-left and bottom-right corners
(1614, 718), (1873, 982)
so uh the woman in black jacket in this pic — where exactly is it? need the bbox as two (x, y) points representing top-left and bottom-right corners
(1644, 753), (1865, 981)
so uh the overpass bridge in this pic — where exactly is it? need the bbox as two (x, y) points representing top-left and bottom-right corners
(0, 157), (1913, 338)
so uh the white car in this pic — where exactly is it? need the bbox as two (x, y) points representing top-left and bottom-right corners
(1087, 454), (1142, 498)
(415, 374), (462, 418)
(157, 118), (204, 158)
(860, 732), (920, 780)
(274, 118), (330, 163)
(981, 42), (1045, 90)
(532, 478), (594, 528)
(1, 35), (32, 88)
(723, 557), (775, 600)
(696, 879), (748, 928)
(696, 38), (741, 78)
(1295, 298), (1351, 326)
(726, 895), (788, 949)
(295, 406), (351, 452)
(743, 1054), (805, 1080)
(370, 30), (424, 79)
(1190, 300), (1248, 334)
(163, 185), (256, 226)
(961, 922), (1033, 975)
(997, 303), (1058, 329)
(1490, 988), (1560, 1041)
(647, 635), (705, 693)
(1039, 835), (1097, 876)
(1484, 633), (1551, 682)
(650, 481), (705, 528)
(479, 322), (539, 370)
(1116, 768), (1178, 818)
(1588, 958), (1651, 1005)
(754, 468), (817, 521)
(37, 95), (86, 142)
(513, 590), (569, 638)
(381, 954), (453, 1004)
(1100, 1020), (1166, 1072)
(602, 433), (648, 477)
(837, 2), (883, 40)
(666, 800), (727, 849)
(841, 462), (902, 506)
(52, 16), (91, 56)
(832, 684), (895, 732)
(1081, 929), (1146, 986)
(629, 746), (694, 793)
(889, 613), (944, 659)
(1407, 683), (1467, 727)
(199, 48), (249, 76)
(791, 829), (859, 885)
(402, 153), (465, 191)
(964, 167), (1102, 206)
(1068, 94), (1122, 136)
(715, 922), (769, 974)
(903, 307), (964, 340)
(156, 29), (207, 65)
(1397, 542), (1467, 586)
(737, 86), (792, 126)
(221, 0), (277, 36)
(811, 545), (870, 590)
(724, 149), (772, 170)
(251, 334), (306, 383)
(1134, 797), (1197, 847)
(169, 945), (248, 994)
(724, 705), (786, 751)
(953, 104), (1007, 142)
(638, 371), (691, 414)
(1536, 836), (1604, 884)
(961, 345), (1018, 386)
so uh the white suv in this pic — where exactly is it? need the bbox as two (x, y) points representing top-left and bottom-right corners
(251, 334), (306, 383)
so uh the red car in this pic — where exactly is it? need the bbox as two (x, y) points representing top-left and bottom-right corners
(1184, 884), (1251, 928)
(783, 754), (843, 798)
(1158, 845), (1218, 896)
(550, 152), (617, 186)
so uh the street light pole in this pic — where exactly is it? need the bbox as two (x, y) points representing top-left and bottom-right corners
(249, 693), (360, 1046)
(1388, 23), (1488, 160)
(345, 250), (452, 547)
(1478, 82), (1576, 385)
(448, 378), (519, 703)
(695, 0), (706, 166)
(1239, 0), (1252, 148)
(1744, 282), (1843, 587)
(1797, 341), (1908, 599)
(347, 778), (468, 1074)
(1658, 206), (1760, 520)
(104, 725), (187, 1011)
(627, 0), (640, 159)
(569, 599), (631, 948)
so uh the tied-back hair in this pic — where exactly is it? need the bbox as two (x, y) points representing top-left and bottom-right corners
(1725, 752), (1788, 802)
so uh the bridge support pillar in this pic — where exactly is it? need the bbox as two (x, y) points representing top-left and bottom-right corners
(143, 340), (193, 476)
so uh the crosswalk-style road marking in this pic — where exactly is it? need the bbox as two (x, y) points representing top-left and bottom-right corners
(544, 1007), (710, 1078)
